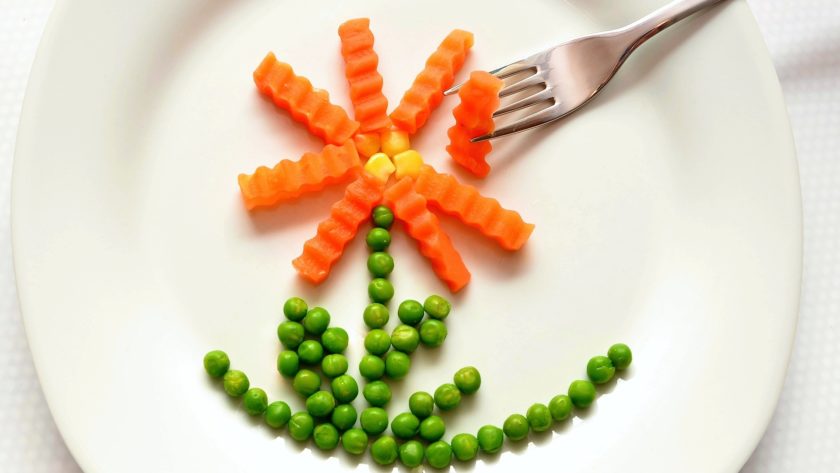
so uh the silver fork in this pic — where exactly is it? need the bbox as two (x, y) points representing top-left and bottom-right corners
(444, 0), (729, 142)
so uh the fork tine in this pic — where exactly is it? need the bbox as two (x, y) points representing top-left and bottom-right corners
(471, 103), (565, 142)
(498, 70), (548, 97)
(443, 61), (535, 95)
(493, 88), (554, 117)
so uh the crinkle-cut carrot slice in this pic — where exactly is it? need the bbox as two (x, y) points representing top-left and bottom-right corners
(253, 52), (359, 145)
(238, 141), (360, 210)
(446, 71), (503, 177)
(390, 30), (474, 134)
(293, 172), (385, 284)
(414, 166), (534, 250)
(338, 18), (391, 133)
(383, 177), (471, 292)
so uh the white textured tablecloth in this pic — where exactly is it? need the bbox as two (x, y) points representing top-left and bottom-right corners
(1, 0), (837, 471)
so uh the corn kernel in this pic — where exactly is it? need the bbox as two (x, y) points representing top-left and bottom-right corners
(380, 129), (410, 157)
(353, 133), (380, 158)
(364, 152), (396, 183)
(393, 149), (425, 180)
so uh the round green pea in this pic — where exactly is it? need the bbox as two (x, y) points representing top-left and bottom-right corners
(451, 433), (479, 461)
(242, 388), (268, 415)
(302, 307), (330, 336)
(341, 428), (368, 455)
(292, 369), (321, 397)
(384, 351), (411, 379)
(330, 374), (359, 403)
(363, 303), (389, 329)
(313, 423), (339, 450)
(305, 390), (335, 417)
(283, 297), (308, 321)
(277, 321), (305, 349)
(359, 354), (385, 380)
(608, 343), (633, 370)
(503, 414), (529, 441)
(276, 350), (299, 378)
(330, 404), (357, 431)
(419, 319), (447, 348)
(367, 252), (394, 278)
(364, 329), (391, 356)
(297, 340), (324, 365)
(222, 370), (249, 397)
(549, 394), (573, 421)
(371, 435), (398, 466)
(477, 425), (504, 454)
(425, 440), (452, 469)
(587, 355), (616, 384)
(526, 403), (552, 432)
(397, 299), (424, 325)
(264, 401), (291, 428)
(390, 412), (420, 439)
(321, 327), (349, 354)
(568, 379), (597, 408)
(203, 350), (230, 378)
(368, 278), (394, 303)
(321, 354), (348, 378)
(453, 366), (481, 394)
(399, 440), (425, 468)
(363, 380), (391, 406)
(360, 407), (389, 435)
(409, 391), (435, 418)
(434, 383), (461, 411)
(419, 415), (445, 442)
(423, 295), (451, 320)
(372, 205), (394, 229)
(390, 325), (420, 353)
(366, 227), (391, 251)
(288, 412), (314, 441)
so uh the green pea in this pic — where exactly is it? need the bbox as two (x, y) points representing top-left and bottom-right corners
(321, 327), (349, 354)
(434, 383), (461, 411)
(203, 350), (230, 378)
(409, 391), (435, 418)
(526, 403), (552, 432)
(264, 401), (291, 428)
(568, 380), (597, 408)
(330, 374), (359, 403)
(277, 321), (305, 349)
(243, 388), (268, 415)
(419, 319), (447, 347)
(608, 343), (633, 370)
(302, 307), (330, 335)
(306, 390), (335, 417)
(283, 297), (308, 321)
(313, 423), (339, 450)
(360, 407), (389, 435)
(398, 440), (425, 468)
(503, 414), (529, 441)
(288, 411), (314, 441)
(425, 440), (452, 469)
(548, 394), (573, 421)
(368, 278), (394, 303)
(419, 415), (445, 442)
(276, 350), (300, 378)
(397, 299), (425, 325)
(366, 227), (391, 251)
(384, 351), (411, 379)
(359, 354), (385, 380)
(390, 325), (420, 353)
(341, 428), (368, 455)
(364, 329), (391, 356)
(477, 425), (504, 454)
(371, 435), (398, 466)
(423, 295), (451, 320)
(363, 303), (390, 329)
(297, 340), (324, 365)
(222, 370), (249, 397)
(292, 369), (321, 397)
(330, 404), (357, 431)
(451, 433), (479, 461)
(363, 380), (392, 407)
(372, 205), (394, 229)
(367, 252), (394, 278)
(321, 354), (348, 378)
(390, 412), (420, 439)
(453, 366), (481, 394)
(586, 355), (615, 384)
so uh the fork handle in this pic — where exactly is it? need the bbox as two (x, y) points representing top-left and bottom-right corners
(617, 0), (730, 53)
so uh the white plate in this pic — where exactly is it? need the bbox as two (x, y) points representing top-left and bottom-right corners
(12, 0), (800, 471)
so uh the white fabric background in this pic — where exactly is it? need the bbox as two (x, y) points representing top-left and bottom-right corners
(0, 0), (837, 471)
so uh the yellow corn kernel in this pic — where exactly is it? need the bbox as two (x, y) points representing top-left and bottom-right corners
(393, 149), (424, 180)
(353, 133), (380, 158)
(380, 129), (410, 157)
(364, 152), (396, 183)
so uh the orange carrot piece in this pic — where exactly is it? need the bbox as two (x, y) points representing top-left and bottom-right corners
(446, 71), (503, 177)
(338, 18), (391, 133)
(414, 166), (534, 250)
(254, 52), (360, 145)
(238, 141), (360, 210)
(293, 172), (385, 284)
(383, 177), (471, 292)
(390, 30), (474, 134)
